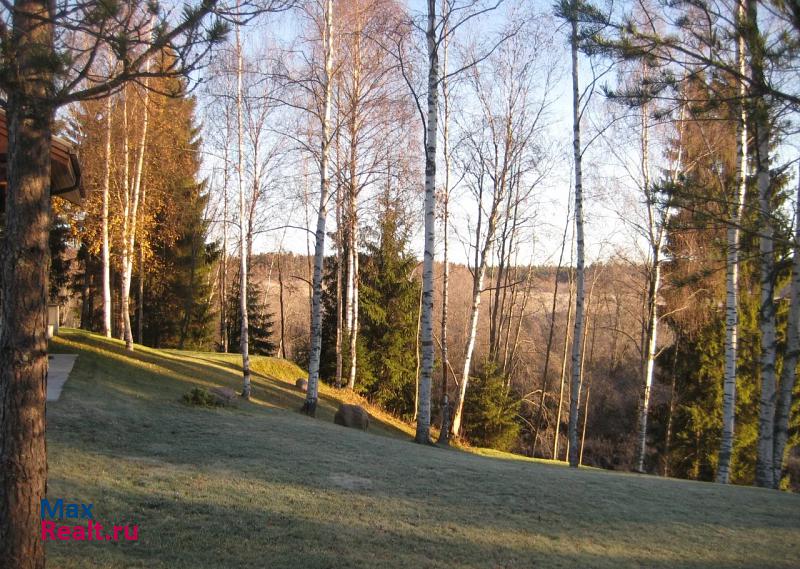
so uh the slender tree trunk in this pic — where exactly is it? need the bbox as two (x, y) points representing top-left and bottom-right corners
(771, 169), (800, 487)
(451, 199), (502, 437)
(102, 93), (113, 338)
(278, 256), (287, 359)
(137, 240), (145, 343)
(438, 13), (452, 442)
(717, 2), (748, 484)
(533, 206), (571, 455)
(220, 173), (229, 353)
(304, 0), (335, 415)
(635, 93), (662, 473)
(635, 260), (660, 472)
(121, 71), (150, 352)
(335, 146), (344, 387)
(554, 268), (574, 461)
(567, 12), (586, 469)
(750, 0), (777, 487)
(664, 343), (679, 478)
(416, 0), (438, 444)
(0, 11), (54, 561)
(235, 13), (252, 399)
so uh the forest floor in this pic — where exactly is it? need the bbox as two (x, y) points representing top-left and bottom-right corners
(46, 328), (799, 568)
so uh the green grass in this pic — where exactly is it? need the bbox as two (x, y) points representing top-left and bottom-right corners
(46, 328), (800, 568)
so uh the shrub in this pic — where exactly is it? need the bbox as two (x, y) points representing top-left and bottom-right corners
(183, 387), (221, 408)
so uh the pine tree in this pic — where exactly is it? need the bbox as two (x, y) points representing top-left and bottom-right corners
(226, 276), (276, 357)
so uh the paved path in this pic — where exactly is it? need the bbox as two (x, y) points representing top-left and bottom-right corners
(47, 354), (78, 402)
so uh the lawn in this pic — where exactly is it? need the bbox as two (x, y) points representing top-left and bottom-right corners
(45, 328), (800, 568)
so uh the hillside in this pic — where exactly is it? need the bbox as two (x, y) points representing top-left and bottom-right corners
(46, 329), (800, 568)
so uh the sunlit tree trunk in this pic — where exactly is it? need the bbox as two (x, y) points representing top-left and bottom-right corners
(717, 0), (748, 484)
(235, 13), (252, 399)
(635, 99), (659, 473)
(437, 9), (452, 442)
(0, 3), (54, 562)
(554, 267), (574, 461)
(102, 93), (113, 338)
(304, 0), (335, 415)
(749, 0), (778, 488)
(567, 12), (586, 469)
(772, 170), (800, 487)
(416, 0), (439, 443)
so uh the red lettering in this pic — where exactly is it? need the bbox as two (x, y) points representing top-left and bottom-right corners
(124, 526), (138, 541)
(57, 525), (71, 540)
(41, 520), (56, 540)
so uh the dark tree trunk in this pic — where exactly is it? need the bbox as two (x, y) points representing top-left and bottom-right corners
(0, 4), (54, 566)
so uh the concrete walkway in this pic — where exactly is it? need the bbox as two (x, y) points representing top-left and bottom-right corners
(47, 354), (78, 402)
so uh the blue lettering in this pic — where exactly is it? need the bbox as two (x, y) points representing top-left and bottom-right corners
(40, 499), (63, 520)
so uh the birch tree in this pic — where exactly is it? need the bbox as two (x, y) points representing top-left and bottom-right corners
(560, 0), (587, 468)
(716, 0), (748, 484)
(102, 91), (113, 338)
(303, 0), (335, 416)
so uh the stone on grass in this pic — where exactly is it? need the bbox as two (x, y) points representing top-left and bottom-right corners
(334, 404), (370, 430)
(210, 386), (238, 405)
(295, 378), (308, 392)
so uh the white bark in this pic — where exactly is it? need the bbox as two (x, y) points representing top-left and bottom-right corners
(235, 14), (252, 399)
(101, 93), (112, 338)
(120, 73), (149, 352)
(304, 0), (335, 415)
(567, 13), (586, 468)
(750, 0), (777, 488)
(717, 1), (748, 484)
(771, 169), (800, 488)
(451, 198), (502, 436)
(635, 96), (660, 473)
(415, 0), (438, 444)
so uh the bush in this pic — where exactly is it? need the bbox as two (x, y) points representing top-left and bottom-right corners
(183, 387), (222, 408)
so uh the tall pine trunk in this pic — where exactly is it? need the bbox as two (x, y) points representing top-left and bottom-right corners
(304, 0), (335, 415)
(0, 1), (54, 565)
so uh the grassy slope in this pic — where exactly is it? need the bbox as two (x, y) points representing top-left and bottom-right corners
(46, 329), (799, 569)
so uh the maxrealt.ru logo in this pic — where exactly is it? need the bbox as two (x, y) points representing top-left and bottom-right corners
(41, 499), (139, 542)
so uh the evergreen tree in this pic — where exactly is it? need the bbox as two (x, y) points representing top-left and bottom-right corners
(226, 274), (276, 356)
(462, 360), (521, 452)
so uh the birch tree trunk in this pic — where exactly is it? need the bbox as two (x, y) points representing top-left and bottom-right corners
(635, 99), (659, 474)
(567, 12), (586, 469)
(553, 268), (574, 460)
(220, 170), (229, 353)
(102, 93), (113, 338)
(304, 0), (335, 416)
(415, 0), (439, 443)
(771, 169), (800, 488)
(437, 19), (452, 442)
(451, 182), (503, 437)
(335, 172), (344, 387)
(533, 206), (571, 455)
(717, 0), (748, 483)
(235, 14), (252, 399)
(749, 0), (778, 488)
